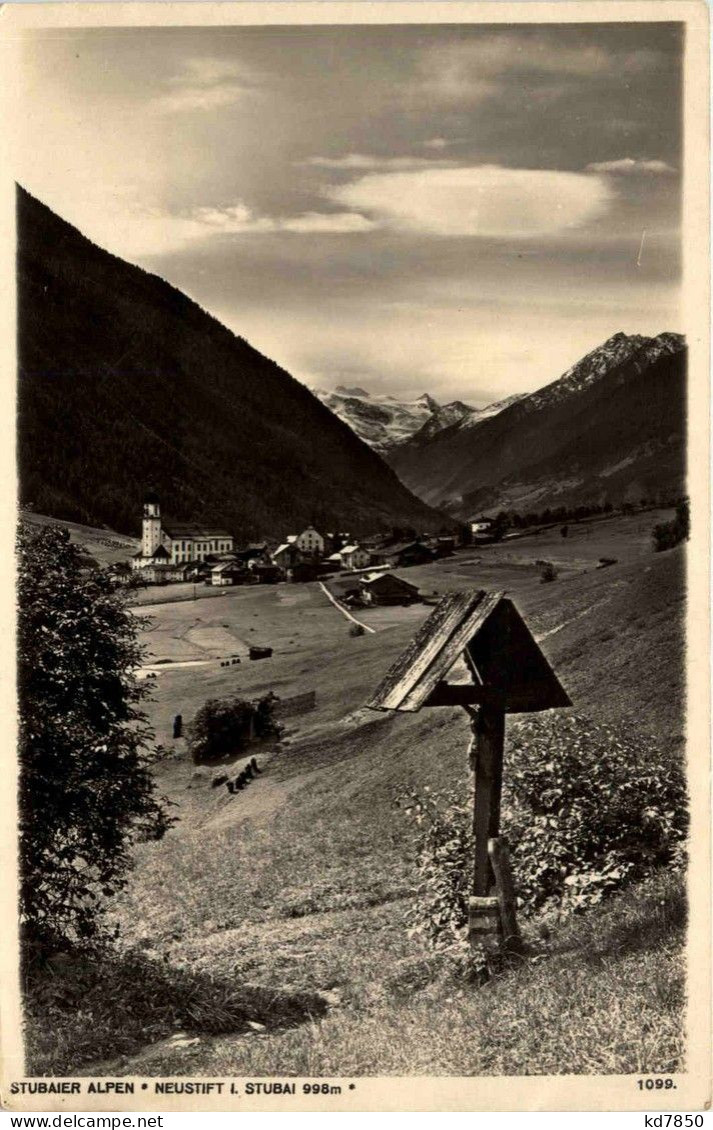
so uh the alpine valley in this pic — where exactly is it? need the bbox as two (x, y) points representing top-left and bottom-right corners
(384, 332), (687, 519)
(16, 187), (444, 539)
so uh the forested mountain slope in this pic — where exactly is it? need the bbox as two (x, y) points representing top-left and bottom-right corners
(17, 186), (441, 539)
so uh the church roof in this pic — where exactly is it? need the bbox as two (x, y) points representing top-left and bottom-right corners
(162, 523), (232, 540)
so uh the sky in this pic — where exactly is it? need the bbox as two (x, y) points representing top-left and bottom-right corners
(16, 22), (683, 405)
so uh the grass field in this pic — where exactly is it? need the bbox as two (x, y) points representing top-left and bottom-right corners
(24, 510), (688, 1078)
(20, 511), (139, 567)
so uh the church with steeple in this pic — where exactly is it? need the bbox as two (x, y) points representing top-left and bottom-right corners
(131, 493), (234, 570)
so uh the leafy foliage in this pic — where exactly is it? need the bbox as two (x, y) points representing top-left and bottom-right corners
(652, 499), (690, 553)
(18, 525), (173, 946)
(400, 714), (687, 950)
(188, 694), (282, 764)
(538, 561), (558, 583)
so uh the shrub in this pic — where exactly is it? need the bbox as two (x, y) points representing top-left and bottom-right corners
(401, 713), (687, 950)
(188, 694), (281, 764)
(503, 714), (687, 914)
(349, 622), (365, 637)
(17, 525), (173, 947)
(652, 499), (690, 553)
(539, 561), (558, 583)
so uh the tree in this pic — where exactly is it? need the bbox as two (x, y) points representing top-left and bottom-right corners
(490, 512), (511, 541)
(651, 499), (690, 553)
(17, 525), (172, 946)
(188, 694), (282, 764)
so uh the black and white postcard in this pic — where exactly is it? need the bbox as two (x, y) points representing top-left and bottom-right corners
(1, 0), (710, 1113)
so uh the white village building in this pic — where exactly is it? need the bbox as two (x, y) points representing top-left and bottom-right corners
(338, 544), (371, 570)
(285, 526), (325, 558)
(132, 494), (234, 570)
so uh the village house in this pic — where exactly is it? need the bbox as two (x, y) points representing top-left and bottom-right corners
(359, 572), (421, 606)
(235, 543), (271, 569)
(131, 495), (234, 570)
(250, 563), (282, 584)
(369, 540), (434, 569)
(338, 544), (371, 570)
(470, 517), (497, 544)
(287, 526), (325, 559)
(210, 562), (248, 587)
(140, 562), (191, 585)
(323, 532), (351, 556)
(271, 542), (303, 571)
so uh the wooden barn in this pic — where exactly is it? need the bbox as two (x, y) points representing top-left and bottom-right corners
(370, 540), (434, 569)
(210, 562), (249, 586)
(359, 572), (420, 606)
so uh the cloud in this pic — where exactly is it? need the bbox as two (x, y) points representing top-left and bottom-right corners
(423, 137), (463, 151)
(585, 158), (677, 176)
(275, 212), (374, 233)
(152, 55), (262, 113)
(190, 203), (374, 235)
(155, 84), (250, 113)
(417, 36), (667, 107)
(114, 202), (374, 256)
(419, 37), (611, 105)
(301, 153), (452, 171)
(326, 165), (612, 239)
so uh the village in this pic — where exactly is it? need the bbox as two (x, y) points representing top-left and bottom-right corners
(113, 494), (487, 608)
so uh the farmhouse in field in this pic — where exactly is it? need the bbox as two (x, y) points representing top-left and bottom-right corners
(132, 494), (234, 570)
(369, 540), (434, 569)
(470, 517), (496, 543)
(359, 572), (420, 606)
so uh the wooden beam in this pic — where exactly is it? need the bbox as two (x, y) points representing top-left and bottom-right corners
(489, 837), (523, 955)
(471, 704), (505, 898)
(426, 681), (569, 713)
(366, 590), (503, 712)
(425, 682), (485, 707)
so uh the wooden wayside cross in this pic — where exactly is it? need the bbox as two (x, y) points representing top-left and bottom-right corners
(366, 590), (571, 954)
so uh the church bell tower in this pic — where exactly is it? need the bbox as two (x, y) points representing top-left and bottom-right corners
(142, 493), (162, 558)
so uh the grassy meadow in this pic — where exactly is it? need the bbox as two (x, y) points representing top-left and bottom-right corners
(24, 510), (688, 1078)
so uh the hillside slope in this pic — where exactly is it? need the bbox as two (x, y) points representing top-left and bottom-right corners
(17, 186), (441, 539)
(27, 523), (684, 1077)
(387, 332), (686, 516)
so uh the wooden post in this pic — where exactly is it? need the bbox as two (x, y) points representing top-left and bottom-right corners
(488, 836), (522, 955)
(468, 703), (505, 897)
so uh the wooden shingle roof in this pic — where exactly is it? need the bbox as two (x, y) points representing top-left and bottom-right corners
(366, 590), (570, 714)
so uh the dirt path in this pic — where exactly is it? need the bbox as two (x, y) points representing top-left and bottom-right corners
(317, 581), (376, 634)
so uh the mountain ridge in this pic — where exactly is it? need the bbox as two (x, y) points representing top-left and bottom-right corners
(386, 331), (687, 516)
(312, 386), (475, 454)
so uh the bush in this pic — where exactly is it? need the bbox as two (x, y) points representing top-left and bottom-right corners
(539, 561), (558, 583)
(188, 694), (281, 764)
(18, 525), (173, 947)
(652, 500), (690, 553)
(401, 714), (687, 950)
